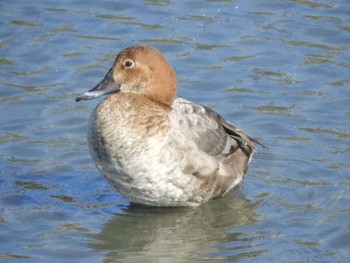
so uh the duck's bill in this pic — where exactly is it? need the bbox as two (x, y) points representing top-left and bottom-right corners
(75, 67), (120, 102)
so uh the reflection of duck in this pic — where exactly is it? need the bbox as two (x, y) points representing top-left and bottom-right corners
(76, 45), (256, 206)
(90, 194), (259, 262)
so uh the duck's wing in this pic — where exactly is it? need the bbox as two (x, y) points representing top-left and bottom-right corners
(169, 98), (256, 198)
(169, 97), (255, 158)
(204, 106), (257, 155)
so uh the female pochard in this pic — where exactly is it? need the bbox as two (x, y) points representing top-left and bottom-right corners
(76, 45), (257, 207)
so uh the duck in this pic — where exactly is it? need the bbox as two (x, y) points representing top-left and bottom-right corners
(76, 45), (256, 207)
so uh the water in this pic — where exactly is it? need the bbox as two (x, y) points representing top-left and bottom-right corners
(1, 0), (349, 262)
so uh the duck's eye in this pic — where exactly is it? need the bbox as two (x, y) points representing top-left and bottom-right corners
(124, 60), (134, 68)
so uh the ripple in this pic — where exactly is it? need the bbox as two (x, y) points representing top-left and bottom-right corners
(195, 43), (230, 50)
(336, 25), (350, 33)
(293, 0), (334, 9)
(284, 40), (345, 51)
(144, 0), (172, 6)
(3, 82), (65, 92)
(299, 127), (350, 139)
(224, 55), (255, 62)
(302, 52), (350, 68)
(327, 78), (350, 87)
(45, 7), (69, 13)
(10, 20), (41, 27)
(244, 103), (300, 118)
(140, 38), (191, 45)
(95, 13), (134, 21)
(61, 51), (87, 57)
(7, 66), (50, 76)
(0, 254), (33, 261)
(0, 59), (15, 65)
(178, 15), (219, 23)
(223, 87), (270, 94)
(196, 65), (223, 70)
(14, 180), (49, 191)
(278, 136), (311, 142)
(49, 24), (77, 33)
(76, 35), (124, 41)
(0, 133), (28, 144)
(123, 21), (164, 30)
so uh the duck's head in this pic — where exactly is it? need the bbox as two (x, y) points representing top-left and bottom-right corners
(76, 45), (177, 106)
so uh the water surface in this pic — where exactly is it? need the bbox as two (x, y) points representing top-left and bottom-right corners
(1, 0), (350, 262)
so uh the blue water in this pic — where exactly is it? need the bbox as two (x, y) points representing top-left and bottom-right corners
(1, 1), (350, 262)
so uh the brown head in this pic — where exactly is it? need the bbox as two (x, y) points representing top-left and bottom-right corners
(76, 45), (177, 106)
